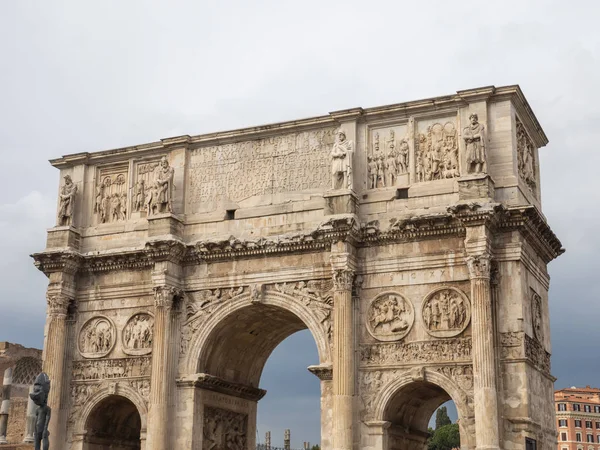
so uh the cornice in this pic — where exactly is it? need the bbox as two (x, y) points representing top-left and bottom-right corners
(177, 373), (266, 402)
(31, 250), (83, 276)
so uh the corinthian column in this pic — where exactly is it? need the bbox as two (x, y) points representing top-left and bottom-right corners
(146, 285), (182, 450)
(43, 293), (73, 448)
(466, 254), (500, 450)
(332, 268), (354, 450)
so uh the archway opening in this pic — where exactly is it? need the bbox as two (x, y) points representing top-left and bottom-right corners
(84, 395), (141, 450)
(384, 381), (459, 450)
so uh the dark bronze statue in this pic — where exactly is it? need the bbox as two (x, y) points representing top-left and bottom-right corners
(30, 372), (51, 450)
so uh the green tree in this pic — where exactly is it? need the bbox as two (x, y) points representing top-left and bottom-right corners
(310, 445), (320, 450)
(435, 406), (452, 430)
(428, 423), (460, 450)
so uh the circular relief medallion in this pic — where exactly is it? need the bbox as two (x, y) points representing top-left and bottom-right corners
(422, 287), (470, 338)
(122, 313), (154, 356)
(366, 292), (414, 342)
(78, 316), (116, 359)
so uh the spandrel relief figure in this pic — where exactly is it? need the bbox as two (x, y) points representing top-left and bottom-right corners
(516, 119), (537, 194)
(57, 175), (77, 226)
(78, 317), (116, 358)
(366, 292), (414, 341)
(463, 113), (486, 174)
(30, 372), (51, 450)
(330, 130), (353, 190)
(422, 288), (471, 338)
(148, 156), (175, 215)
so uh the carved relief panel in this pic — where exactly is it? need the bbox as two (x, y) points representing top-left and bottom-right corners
(122, 313), (154, 356)
(421, 287), (471, 338)
(130, 159), (160, 217)
(367, 122), (411, 189)
(366, 292), (414, 342)
(531, 290), (543, 342)
(78, 316), (116, 358)
(416, 118), (459, 182)
(94, 164), (129, 224)
(516, 117), (537, 197)
(203, 406), (247, 450)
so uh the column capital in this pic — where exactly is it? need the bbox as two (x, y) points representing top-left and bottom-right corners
(46, 294), (72, 317)
(332, 268), (354, 291)
(153, 285), (183, 309)
(466, 254), (492, 279)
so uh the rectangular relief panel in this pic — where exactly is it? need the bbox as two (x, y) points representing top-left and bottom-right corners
(130, 158), (162, 219)
(367, 123), (411, 190)
(415, 116), (460, 182)
(186, 128), (337, 214)
(93, 164), (129, 224)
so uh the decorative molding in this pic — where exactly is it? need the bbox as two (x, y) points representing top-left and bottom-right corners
(47, 294), (72, 316)
(178, 373), (266, 402)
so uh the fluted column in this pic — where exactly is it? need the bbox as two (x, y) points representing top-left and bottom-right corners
(332, 268), (355, 450)
(43, 293), (72, 448)
(146, 285), (181, 450)
(467, 254), (500, 450)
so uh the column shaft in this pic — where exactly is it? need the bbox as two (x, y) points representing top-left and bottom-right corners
(332, 270), (354, 450)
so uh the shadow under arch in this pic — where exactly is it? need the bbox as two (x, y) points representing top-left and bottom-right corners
(183, 291), (331, 386)
(372, 368), (474, 450)
(73, 383), (148, 449)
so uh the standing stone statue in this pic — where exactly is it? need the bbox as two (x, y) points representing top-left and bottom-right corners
(463, 113), (486, 174)
(57, 175), (77, 226)
(330, 130), (353, 190)
(30, 372), (51, 450)
(149, 156), (175, 215)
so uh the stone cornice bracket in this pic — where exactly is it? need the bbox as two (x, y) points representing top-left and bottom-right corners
(31, 251), (82, 277)
(145, 239), (187, 264)
(177, 373), (266, 402)
(46, 293), (73, 317)
(466, 254), (492, 280)
(448, 202), (503, 229)
(316, 215), (360, 245)
(307, 363), (333, 381)
(153, 285), (184, 309)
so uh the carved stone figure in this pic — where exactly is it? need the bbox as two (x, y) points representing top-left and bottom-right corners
(366, 292), (414, 341)
(133, 180), (146, 212)
(531, 291), (543, 342)
(148, 156), (175, 215)
(78, 317), (116, 358)
(367, 156), (378, 189)
(397, 138), (409, 174)
(417, 122), (459, 182)
(122, 313), (154, 355)
(422, 288), (471, 338)
(330, 130), (353, 190)
(516, 118), (537, 195)
(30, 372), (51, 450)
(57, 175), (77, 226)
(463, 113), (486, 174)
(203, 407), (247, 450)
(360, 338), (472, 365)
(94, 172), (129, 223)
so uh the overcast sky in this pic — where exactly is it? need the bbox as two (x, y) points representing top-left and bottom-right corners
(1, 0), (599, 446)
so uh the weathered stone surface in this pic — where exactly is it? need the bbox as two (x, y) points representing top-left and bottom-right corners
(33, 85), (563, 450)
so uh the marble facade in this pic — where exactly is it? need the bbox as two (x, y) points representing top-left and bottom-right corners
(32, 85), (563, 450)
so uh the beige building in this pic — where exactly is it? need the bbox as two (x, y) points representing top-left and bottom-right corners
(32, 85), (563, 450)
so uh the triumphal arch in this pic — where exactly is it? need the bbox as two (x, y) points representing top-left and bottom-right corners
(33, 85), (563, 450)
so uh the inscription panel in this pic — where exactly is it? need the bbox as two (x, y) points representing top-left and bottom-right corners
(186, 129), (336, 213)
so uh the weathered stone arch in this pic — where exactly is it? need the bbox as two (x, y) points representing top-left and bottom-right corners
(372, 368), (475, 450)
(183, 290), (332, 378)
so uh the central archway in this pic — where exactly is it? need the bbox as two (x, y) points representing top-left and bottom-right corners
(83, 395), (142, 450)
(179, 290), (332, 450)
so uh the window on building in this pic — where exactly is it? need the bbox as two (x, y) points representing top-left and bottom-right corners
(597, 435), (600, 444)
(559, 403), (567, 411)
(587, 421), (593, 429)
(576, 420), (583, 428)
(576, 432), (582, 442)
(561, 433), (567, 441)
(595, 406), (600, 413)
(574, 404), (582, 411)
(559, 420), (568, 427)
(587, 434), (594, 443)
(597, 422), (600, 429)
(585, 405), (592, 412)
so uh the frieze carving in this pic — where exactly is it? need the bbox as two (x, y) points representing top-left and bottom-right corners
(94, 166), (128, 223)
(360, 338), (472, 366)
(366, 292), (414, 342)
(422, 287), (471, 338)
(122, 313), (154, 356)
(78, 316), (116, 359)
(516, 117), (537, 196)
(131, 160), (160, 213)
(466, 254), (491, 279)
(203, 406), (247, 450)
(360, 369), (401, 417)
(524, 334), (551, 374)
(331, 129), (354, 190)
(58, 174), (77, 226)
(463, 113), (486, 174)
(72, 357), (151, 380)
(416, 121), (459, 182)
(500, 331), (551, 374)
(531, 290), (543, 342)
(187, 128), (336, 214)
(147, 156), (175, 216)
